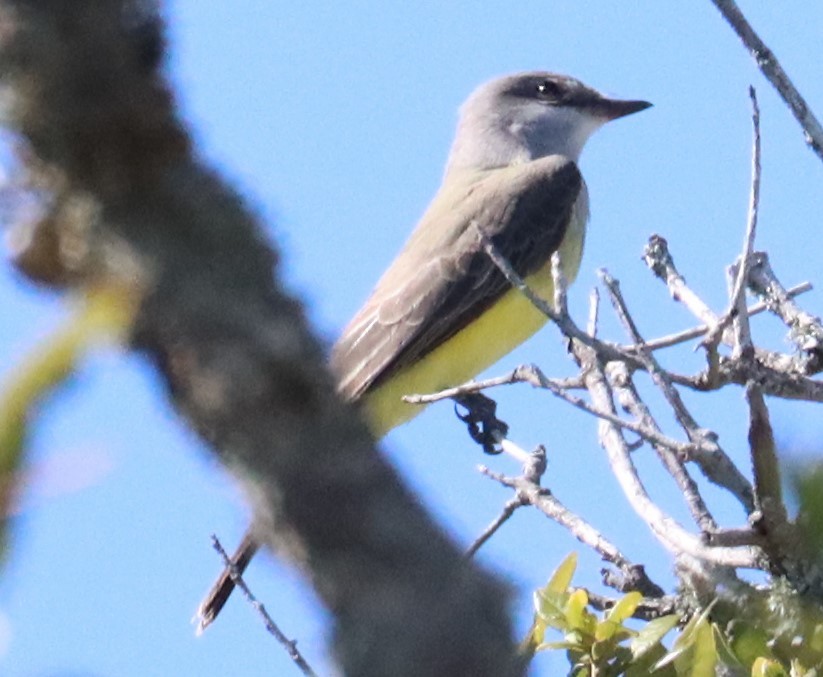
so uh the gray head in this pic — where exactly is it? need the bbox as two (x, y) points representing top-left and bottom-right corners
(445, 72), (651, 175)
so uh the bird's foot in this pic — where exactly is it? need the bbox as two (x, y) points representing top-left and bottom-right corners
(454, 393), (509, 454)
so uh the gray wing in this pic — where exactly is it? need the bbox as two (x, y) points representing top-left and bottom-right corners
(332, 154), (582, 401)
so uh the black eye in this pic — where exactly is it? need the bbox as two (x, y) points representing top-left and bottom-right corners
(536, 79), (561, 100)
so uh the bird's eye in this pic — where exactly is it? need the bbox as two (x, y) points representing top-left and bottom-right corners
(536, 79), (561, 100)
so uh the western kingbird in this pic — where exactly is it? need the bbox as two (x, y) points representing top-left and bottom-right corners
(198, 72), (651, 628)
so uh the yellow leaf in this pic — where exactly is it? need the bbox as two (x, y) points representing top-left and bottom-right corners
(564, 588), (590, 631)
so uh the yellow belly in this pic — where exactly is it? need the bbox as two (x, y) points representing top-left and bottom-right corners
(362, 217), (586, 437)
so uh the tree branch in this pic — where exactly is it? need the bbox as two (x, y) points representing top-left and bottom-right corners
(710, 0), (823, 162)
(0, 3), (520, 674)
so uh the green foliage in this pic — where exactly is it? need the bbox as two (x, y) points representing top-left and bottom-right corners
(522, 554), (823, 676)
(522, 553), (679, 675)
(720, 579), (823, 672)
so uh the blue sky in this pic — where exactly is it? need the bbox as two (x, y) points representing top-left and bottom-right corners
(1, 2), (823, 675)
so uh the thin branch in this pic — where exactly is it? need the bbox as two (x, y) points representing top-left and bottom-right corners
(712, 86), (762, 361)
(683, 354), (823, 402)
(478, 230), (635, 365)
(623, 282), (811, 353)
(747, 253), (823, 365)
(587, 287), (600, 337)
(403, 366), (585, 405)
(411, 362), (713, 460)
(642, 235), (720, 329)
(607, 362), (717, 535)
(711, 0), (823, 162)
(574, 340), (760, 569)
(465, 497), (524, 559)
(210, 536), (319, 677)
(705, 528), (767, 548)
(479, 465), (664, 597)
(600, 270), (755, 512)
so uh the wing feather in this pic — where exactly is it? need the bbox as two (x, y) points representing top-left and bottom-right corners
(332, 154), (582, 401)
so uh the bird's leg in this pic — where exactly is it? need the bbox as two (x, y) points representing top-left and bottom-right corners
(453, 392), (509, 454)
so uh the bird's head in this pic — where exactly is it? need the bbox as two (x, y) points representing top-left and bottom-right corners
(446, 72), (651, 173)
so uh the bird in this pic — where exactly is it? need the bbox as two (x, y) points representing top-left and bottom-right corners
(197, 71), (651, 629)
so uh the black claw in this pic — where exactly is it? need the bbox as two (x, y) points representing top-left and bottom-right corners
(453, 393), (509, 454)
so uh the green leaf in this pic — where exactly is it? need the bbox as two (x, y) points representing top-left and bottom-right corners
(751, 657), (788, 677)
(595, 619), (620, 643)
(712, 623), (744, 670)
(534, 587), (569, 628)
(626, 642), (676, 677)
(608, 591), (643, 624)
(729, 622), (774, 667)
(631, 614), (679, 661)
(595, 591), (642, 643)
(546, 552), (578, 595)
(654, 604), (716, 673)
(674, 615), (717, 677)
(535, 640), (585, 653)
(519, 615), (546, 661)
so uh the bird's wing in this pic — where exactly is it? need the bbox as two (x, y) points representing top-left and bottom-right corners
(332, 154), (582, 401)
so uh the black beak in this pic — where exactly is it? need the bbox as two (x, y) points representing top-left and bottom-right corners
(595, 98), (653, 121)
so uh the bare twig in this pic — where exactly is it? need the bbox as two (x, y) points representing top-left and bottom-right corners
(621, 281), (812, 353)
(479, 231), (634, 365)
(403, 366), (585, 405)
(715, 86), (762, 361)
(574, 340), (760, 569)
(600, 270), (755, 512)
(642, 235), (719, 329)
(412, 362), (714, 460)
(210, 536), (318, 677)
(684, 355), (823, 402)
(705, 528), (767, 548)
(710, 0), (823, 161)
(479, 465), (664, 597)
(587, 287), (600, 337)
(607, 362), (717, 535)
(465, 497), (524, 558)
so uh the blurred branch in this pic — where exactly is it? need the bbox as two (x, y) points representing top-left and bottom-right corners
(710, 0), (823, 162)
(0, 2), (520, 674)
